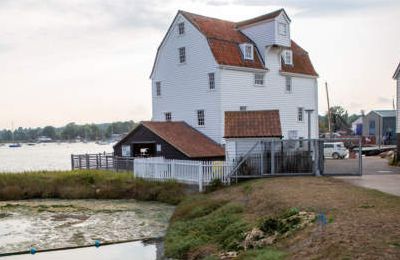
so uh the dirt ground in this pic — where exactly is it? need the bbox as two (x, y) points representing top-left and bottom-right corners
(211, 177), (400, 259)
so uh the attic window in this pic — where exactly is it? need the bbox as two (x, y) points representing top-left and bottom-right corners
(240, 43), (254, 60)
(283, 50), (293, 65)
(278, 22), (288, 36)
(178, 22), (185, 35)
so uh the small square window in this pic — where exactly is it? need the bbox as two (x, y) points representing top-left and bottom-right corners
(278, 22), (287, 36)
(285, 76), (292, 93)
(165, 112), (172, 121)
(178, 22), (185, 35)
(254, 73), (264, 86)
(240, 106), (247, 111)
(156, 82), (161, 96)
(298, 107), (304, 122)
(179, 47), (186, 63)
(208, 73), (215, 90)
(197, 110), (205, 126)
(283, 50), (293, 65)
(244, 44), (253, 60)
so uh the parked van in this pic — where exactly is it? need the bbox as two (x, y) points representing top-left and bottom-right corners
(323, 142), (348, 159)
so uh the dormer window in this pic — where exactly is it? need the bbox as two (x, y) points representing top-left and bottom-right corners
(283, 50), (293, 65)
(278, 22), (288, 36)
(178, 22), (185, 35)
(240, 43), (254, 60)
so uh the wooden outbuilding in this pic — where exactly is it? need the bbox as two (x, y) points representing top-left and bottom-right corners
(113, 121), (225, 161)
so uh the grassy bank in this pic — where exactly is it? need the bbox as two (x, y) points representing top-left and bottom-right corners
(164, 177), (400, 259)
(0, 170), (185, 204)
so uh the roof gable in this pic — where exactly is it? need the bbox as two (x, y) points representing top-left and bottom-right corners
(236, 9), (290, 28)
(224, 110), (282, 138)
(393, 62), (400, 79)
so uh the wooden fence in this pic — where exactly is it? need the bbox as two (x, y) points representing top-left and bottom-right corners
(71, 153), (134, 172)
(134, 157), (233, 192)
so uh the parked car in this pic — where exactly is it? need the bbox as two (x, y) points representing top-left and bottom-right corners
(323, 142), (348, 159)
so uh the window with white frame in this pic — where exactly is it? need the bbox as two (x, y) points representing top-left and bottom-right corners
(283, 50), (293, 65)
(285, 76), (292, 93)
(278, 22), (288, 36)
(156, 81), (161, 96)
(240, 106), (247, 111)
(297, 107), (304, 122)
(178, 22), (185, 35)
(245, 45), (253, 60)
(197, 109), (205, 126)
(178, 47), (186, 63)
(164, 112), (172, 121)
(208, 73), (215, 90)
(254, 73), (264, 86)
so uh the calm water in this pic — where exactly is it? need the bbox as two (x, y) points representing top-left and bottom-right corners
(0, 142), (113, 173)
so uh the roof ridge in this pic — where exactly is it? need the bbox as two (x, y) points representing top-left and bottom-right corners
(179, 10), (235, 24)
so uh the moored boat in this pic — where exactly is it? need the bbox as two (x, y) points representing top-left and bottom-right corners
(9, 143), (22, 148)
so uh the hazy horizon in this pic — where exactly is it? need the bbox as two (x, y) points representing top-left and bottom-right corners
(1, 0), (400, 129)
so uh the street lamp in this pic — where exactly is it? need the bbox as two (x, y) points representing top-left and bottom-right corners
(305, 109), (314, 151)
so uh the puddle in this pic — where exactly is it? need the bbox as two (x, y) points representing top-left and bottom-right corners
(0, 200), (175, 254)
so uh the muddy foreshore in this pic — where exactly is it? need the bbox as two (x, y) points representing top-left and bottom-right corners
(0, 199), (175, 254)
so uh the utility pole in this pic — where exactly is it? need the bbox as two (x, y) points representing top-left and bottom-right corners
(325, 82), (332, 137)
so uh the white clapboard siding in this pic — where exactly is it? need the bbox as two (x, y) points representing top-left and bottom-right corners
(134, 157), (233, 192)
(219, 47), (318, 141)
(397, 77), (400, 133)
(151, 13), (222, 143)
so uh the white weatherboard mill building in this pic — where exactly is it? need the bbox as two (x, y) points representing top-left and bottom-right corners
(150, 9), (319, 144)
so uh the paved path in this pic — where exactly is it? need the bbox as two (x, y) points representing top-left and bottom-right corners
(336, 156), (400, 196)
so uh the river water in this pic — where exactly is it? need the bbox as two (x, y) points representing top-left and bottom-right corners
(0, 142), (113, 173)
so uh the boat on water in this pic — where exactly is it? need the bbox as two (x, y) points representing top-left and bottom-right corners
(9, 143), (22, 148)
(95, 140), (110, 145)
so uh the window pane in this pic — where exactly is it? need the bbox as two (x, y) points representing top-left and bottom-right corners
(165, 112), (171, 121)
(298, 108), (303, 121)
(240, 106), (247, 111)
(285, 76), (292, 92)
(179, 47), (186, 63)
(197, 110), (205, 126)
(178, 22), (185, 35)
(156, 82), (161, 96)
(254, 73), (264, 85)
(208, 73), (215, 89)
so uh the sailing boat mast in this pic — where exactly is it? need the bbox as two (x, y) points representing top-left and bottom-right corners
(325, 82), (332, 136)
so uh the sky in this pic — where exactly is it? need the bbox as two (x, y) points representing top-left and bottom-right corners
(0, 0), (400, 129)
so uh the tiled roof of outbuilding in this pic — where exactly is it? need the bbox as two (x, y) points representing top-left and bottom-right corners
(142, 121), (225, 158)
(224, 110), (282, 138)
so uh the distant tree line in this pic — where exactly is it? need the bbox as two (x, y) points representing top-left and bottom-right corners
(319, 106), (360, 134)
(0, 121), (137, 142)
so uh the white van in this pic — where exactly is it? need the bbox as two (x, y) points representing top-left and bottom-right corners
(323, 142), (348, 159)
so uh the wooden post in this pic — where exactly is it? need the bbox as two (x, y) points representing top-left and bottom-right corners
(71, 154), (75, 170)
(78, 155), (82, 169)
(198, 162), (203, 192)
(271, 140), (275, 175)
(105, 156), (109, 170)
(260, 141), (264, 175)
(171, 160), (175, 179)
(86, 154), (89, 169)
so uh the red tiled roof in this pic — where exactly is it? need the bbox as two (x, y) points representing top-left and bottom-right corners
(236, 9), (289, 28)
(180, 10), (317, 76)
(224, 110), (282, 138)
(180, 11), (265, 69)
(141, 121), (225, 158)
(281, 41), (318, 77)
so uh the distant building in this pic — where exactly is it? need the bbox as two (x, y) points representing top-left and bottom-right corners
(393, 62), (400, 155)
(351, 117), (363, 135)
(362, 110), (396, 145)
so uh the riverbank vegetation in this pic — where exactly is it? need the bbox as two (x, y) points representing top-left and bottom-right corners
(0, 170), (184, 204)
(164, 177), (400, 259)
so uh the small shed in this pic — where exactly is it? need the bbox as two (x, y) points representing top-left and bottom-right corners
(224, 110), (283, 162)
(362, 110), (396, 145)
(113, 121), (225, 161)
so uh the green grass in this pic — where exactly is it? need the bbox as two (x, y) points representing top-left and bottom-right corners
(237, 248), (286, 260)
(0, 170), (185, 204)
